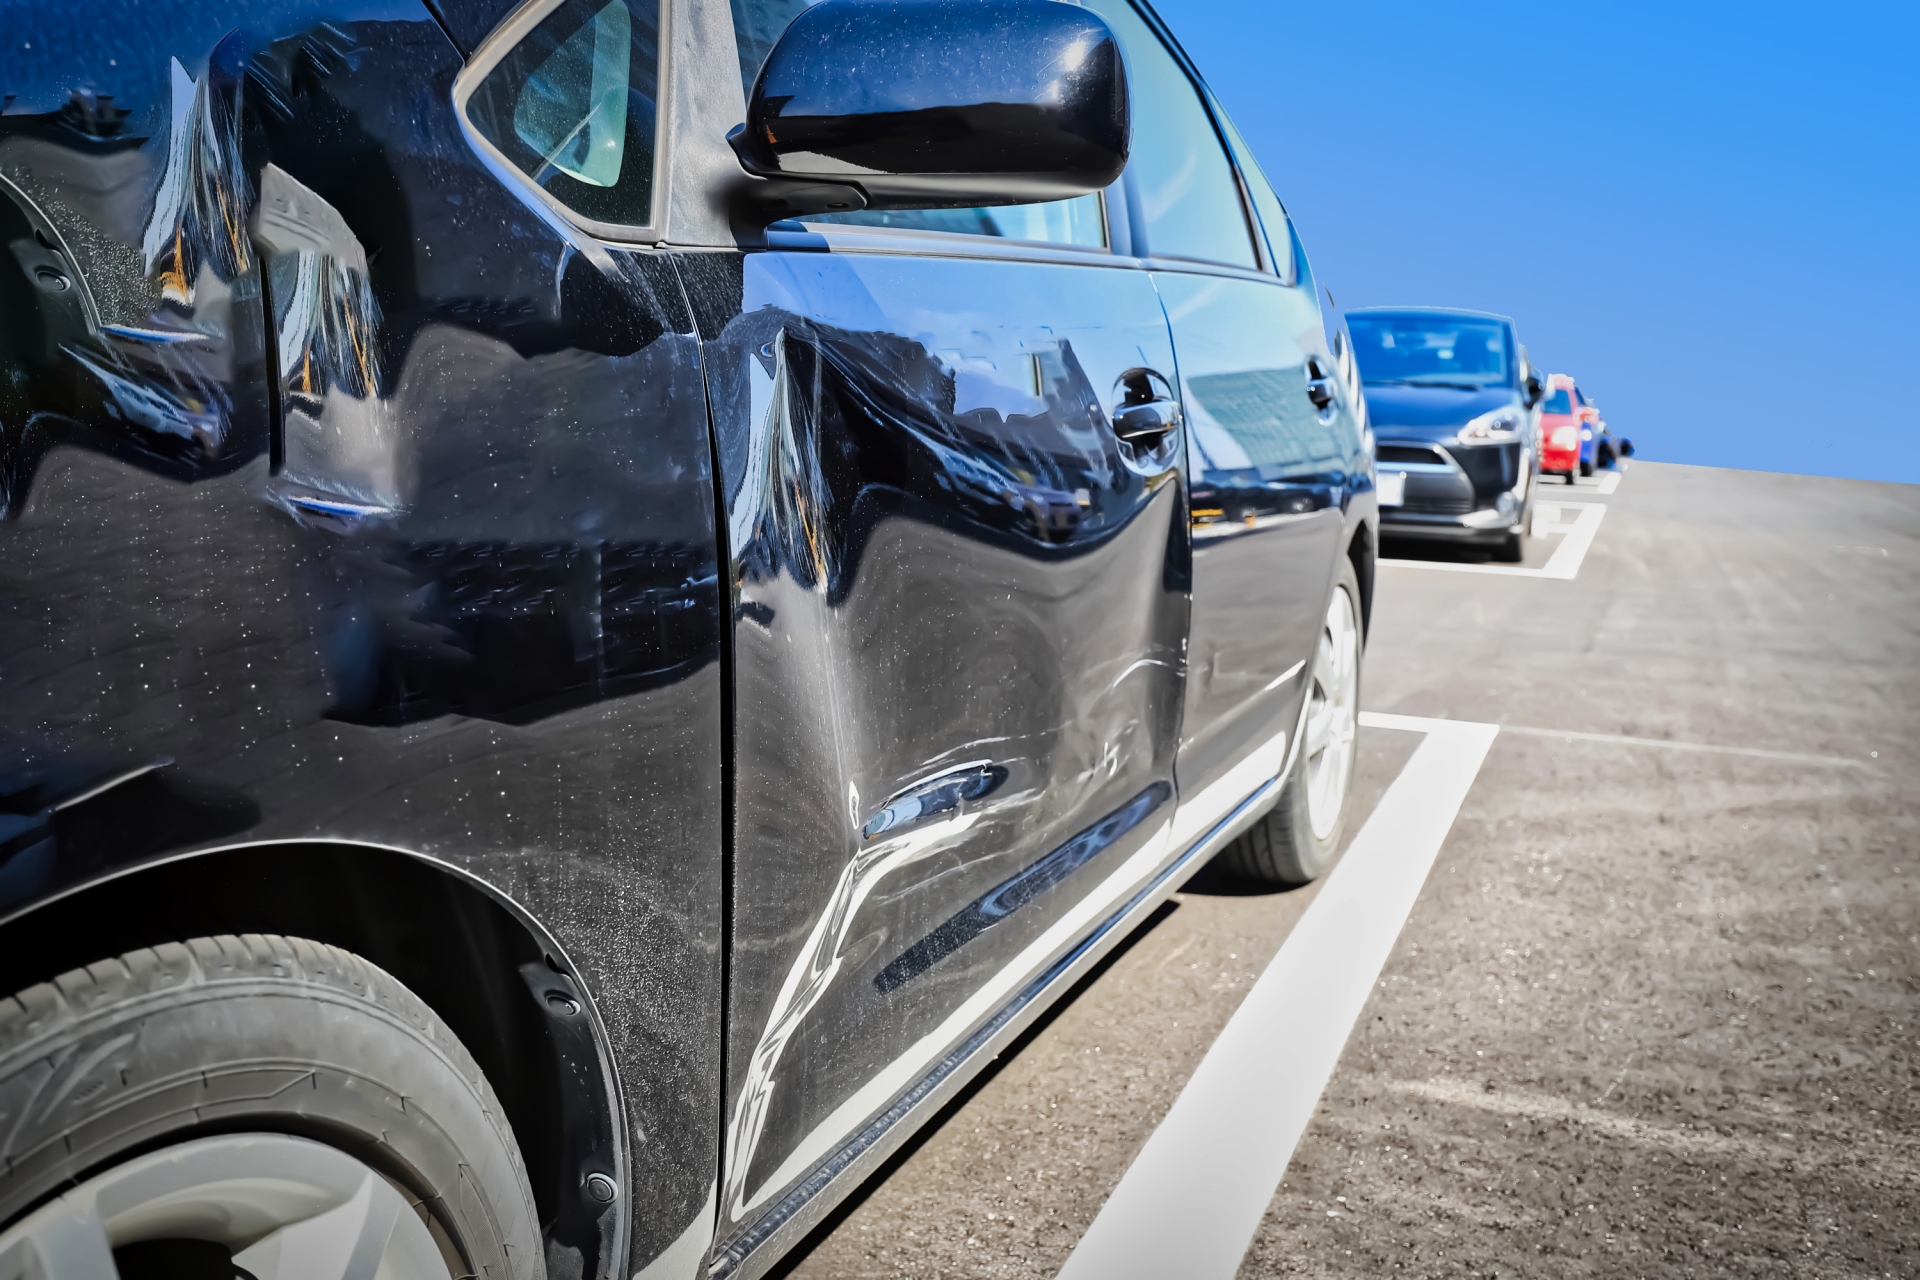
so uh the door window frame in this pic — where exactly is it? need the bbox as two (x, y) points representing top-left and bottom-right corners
(452, 0), (674, 244)
(1098, 0), (1307, 286)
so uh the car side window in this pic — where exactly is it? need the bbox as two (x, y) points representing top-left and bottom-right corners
(463, 0), (662, 231)
(726, 0), (1107, 248)
(728, 0), (810, 101)
(1079, 0), (1256, 269)
(1214, 108), (1297, 284)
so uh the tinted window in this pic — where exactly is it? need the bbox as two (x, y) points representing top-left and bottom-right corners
(1542, 388), (1574, 414)
(1348, 315), (1510, 386)
(1081, 0), (1255, 268)
(727, 0), (1105, 248)
(1214, 107), (1294, 282)
(466, 0), (661, 228)
(728, 0), (809, 101)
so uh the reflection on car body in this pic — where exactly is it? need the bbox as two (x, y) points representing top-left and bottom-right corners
(0, 1), (1375, 1277)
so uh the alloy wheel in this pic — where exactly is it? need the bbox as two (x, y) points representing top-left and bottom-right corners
(1302, 585), (1359, 841)
(0, 1133), (454, 1280)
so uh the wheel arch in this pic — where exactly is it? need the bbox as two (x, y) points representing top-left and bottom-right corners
(1346, 517), (1376, 641)
(0, 840), (628, 1274)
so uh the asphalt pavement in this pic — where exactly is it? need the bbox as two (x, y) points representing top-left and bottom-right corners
(775, 462), (1919, 1279)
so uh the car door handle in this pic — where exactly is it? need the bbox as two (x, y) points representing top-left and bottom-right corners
(1113, 397), (1181, 446)
(1305, 355), (1338, 412)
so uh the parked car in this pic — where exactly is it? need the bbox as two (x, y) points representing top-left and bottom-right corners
(0, 0), (1374, 1276)
(1580, 398), (1633, 469)
(1349, 308), (1544, 561)
(1578, 399), (1600, 475)
(1537, 373), (1586, 482)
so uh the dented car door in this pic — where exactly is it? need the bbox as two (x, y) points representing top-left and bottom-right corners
(685, 230), (1188, 1259)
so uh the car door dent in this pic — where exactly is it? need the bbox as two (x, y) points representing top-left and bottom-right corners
(872, 779), (1173, 994)
(1106, 655), (1173, 693)
(722, 809), (986, 1222)
(1262, 657), (1306, 693)
(860, 762), (1009, 841)
(723, 808), (1176, 1224)
(708, 702), (1302, 1280)
(699, 248), (1186, 1265)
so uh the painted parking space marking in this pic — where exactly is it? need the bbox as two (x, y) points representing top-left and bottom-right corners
(1380, 500), (1607, 580)
(1529, 499), (1590, 536)
(1552, 468), (1623, 496)
(1056, 713), (1498, 1280)
(1495, 722), (1872, 769)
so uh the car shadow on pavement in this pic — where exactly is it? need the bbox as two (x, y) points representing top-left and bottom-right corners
(1379, 535), (1499, 564)
(1178, 855), (1319, 896)
(1182, 722), (1428, 899)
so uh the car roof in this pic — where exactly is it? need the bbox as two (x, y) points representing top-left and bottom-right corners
(1346, 306), (1514, 325)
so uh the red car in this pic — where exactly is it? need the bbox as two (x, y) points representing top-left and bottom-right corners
(1537, 374), (1587, 483)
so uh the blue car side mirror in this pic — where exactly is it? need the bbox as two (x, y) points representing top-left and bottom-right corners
(729, 0), (1129, 221)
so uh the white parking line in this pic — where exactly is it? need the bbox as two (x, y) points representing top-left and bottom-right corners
(1056, 713), (1498, 1280)
(1380, 501), (1607, 580)
(1496, 722), (1872, 768)
(1554, 469), (1623, 496)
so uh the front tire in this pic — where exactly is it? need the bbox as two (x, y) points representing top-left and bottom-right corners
(0, 935), (544, 1278)
(1492, 528), (1524, 563)
(1215, 559), (1363, 886)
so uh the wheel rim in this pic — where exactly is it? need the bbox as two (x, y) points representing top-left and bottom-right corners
(0, 1133), (455, 1280)
(1302, 585), (1359, 842)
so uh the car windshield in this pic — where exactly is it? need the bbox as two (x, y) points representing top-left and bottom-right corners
(1348, 315), (1509, 388)
(1541, 388), (1574, 414)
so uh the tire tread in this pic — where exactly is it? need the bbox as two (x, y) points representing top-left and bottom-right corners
(0, 935), (538, 1276)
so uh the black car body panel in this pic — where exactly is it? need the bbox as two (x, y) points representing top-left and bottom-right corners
(0, 0), (1373, 1275)
(0, 3), (722, 1269)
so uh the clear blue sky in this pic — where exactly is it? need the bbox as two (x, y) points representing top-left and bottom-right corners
(1155, 0), (1920, 484)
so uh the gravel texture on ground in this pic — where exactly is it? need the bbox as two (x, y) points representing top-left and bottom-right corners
(778, 463), (1918, 1279)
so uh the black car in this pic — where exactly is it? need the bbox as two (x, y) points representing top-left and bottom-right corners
(0, 0), (1375, 1275)
(1349, 307), (1544, 561)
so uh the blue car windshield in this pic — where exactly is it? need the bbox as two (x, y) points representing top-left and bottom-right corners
(1541, 388), (1574, 414)
(1349, 316), (1509, 388)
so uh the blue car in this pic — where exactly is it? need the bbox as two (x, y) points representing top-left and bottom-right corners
(1580, 400), (1633, 472)
(1350, 308), (1546, 561)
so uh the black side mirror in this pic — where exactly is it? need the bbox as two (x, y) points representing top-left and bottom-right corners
(729, 0), (1129, 221)
(1523, 373), (1544, 407)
